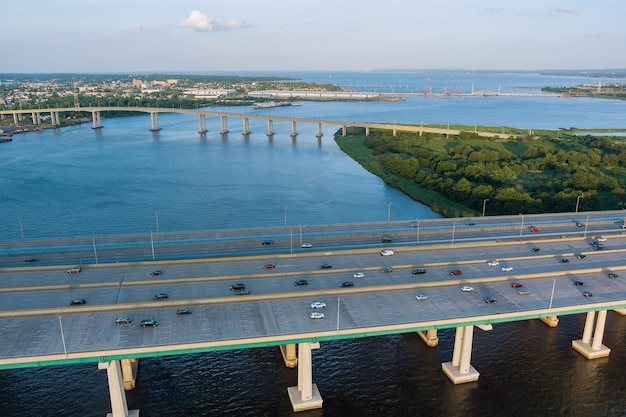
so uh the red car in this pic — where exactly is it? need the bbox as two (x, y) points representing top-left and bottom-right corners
(511, 282), (524, 288)
(262, 263), (276, 269)
(529, 227), (539, 233)
(449, 270), (462, 276)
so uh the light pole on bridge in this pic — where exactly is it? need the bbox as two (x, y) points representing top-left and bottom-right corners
(575, 195), (582, 213)
(482, 199), (489, 217)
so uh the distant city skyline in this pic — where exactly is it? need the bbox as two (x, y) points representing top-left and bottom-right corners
(4, 0), (625, 73)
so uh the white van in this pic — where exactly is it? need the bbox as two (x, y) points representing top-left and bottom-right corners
(67, 268), (81, 274)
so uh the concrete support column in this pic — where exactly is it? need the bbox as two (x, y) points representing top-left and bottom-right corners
(50, 111), (60, 126)
(290, 121), (298, 138)
(279, 344), (297, 368)
(266, 119), (274, 136)
(219, 115), (229, 134)
(315, 123), (323, 139)
(287, 342), (323, 412)
(365, 126), (370, 136)
(13, 113), (18, 124)
(417, 329), (439, 347)
(198, 114), (207, 133)
(92, 111), (103, 129)
(149, 112), (160, 131)
(341, 125), (346, 137)
(98, 360), (139, 417)
(442, 325), (480, 384)
(121, 358), (139, 390)
(242, 117), (250, 135)
(572, 310), (611, 359)
(31, 112), (39, 125)
(392, 129), (397, 137)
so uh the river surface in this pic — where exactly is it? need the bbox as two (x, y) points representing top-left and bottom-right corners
(1, 71), (626, 417)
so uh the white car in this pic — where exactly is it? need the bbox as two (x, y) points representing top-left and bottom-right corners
(596, 237), (607, 242)
(461, 286), (474, 292)
(301, 243), (313, 248)
(381, 249), (394, 256)
(415, 294), (429, 300)
(310, 301), (326, 309)
(501, 266), (513, 272)
(487, 260), (499, 266)
(310, 311), (325, 319)
(353, 272), (365, 279)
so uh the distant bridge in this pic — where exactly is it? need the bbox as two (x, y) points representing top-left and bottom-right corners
(0, 106), (514, 139)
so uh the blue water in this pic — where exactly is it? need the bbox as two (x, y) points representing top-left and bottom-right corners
(2, 71), (626, 417)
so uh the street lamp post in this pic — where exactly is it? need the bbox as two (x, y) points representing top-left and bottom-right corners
(387, 202), (392, 222)
(92, 234), (98, 264)
(519, 214), (525, 237)
(482, 199), (489, 217)
(150, 231), (155, 261)
(549, 279), (556, 309)
(18, 217), (24, 239)
(416, 219), (420, 244)
(575, 195), (581, 213)
(584, 215), (589, 239)
(336, 297), (341, 332)
(451, 222), (456, 245)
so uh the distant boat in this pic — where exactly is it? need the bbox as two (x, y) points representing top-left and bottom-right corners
(252, 102), (303, 109)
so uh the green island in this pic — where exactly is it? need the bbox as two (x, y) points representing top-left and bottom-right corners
(335, 126), (626, 218)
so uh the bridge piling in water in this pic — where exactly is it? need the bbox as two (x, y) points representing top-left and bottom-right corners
(287, 342), (323, 412)
(316, 123), (323, 139)
(279, 344), (297, 368)
(442, 326), (480, 384)
(242, 117), (250, 135)
(266, 119), (274, 136)
(149, 112), (161, 131)
(219, 115), (229, 134)
(290, 121), (298, 138)
(98, 360), (139, 417)
(91, 111), (103, 129)
(197, 114), (207, 133)
(417, 329), (439, 347)
(572, 310), (611, 359)
(121, 358), (138, 390)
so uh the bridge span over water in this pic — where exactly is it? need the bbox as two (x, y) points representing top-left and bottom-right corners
(0, 106), (512, 139)
(2, 211), (626, 416)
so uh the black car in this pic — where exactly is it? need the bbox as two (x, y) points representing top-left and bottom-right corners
(573, 279), (584, 286)
(320, 263), (332, 269)
(340, 281), (354, 287)
(70, 298), (86, 305)
(411, 268), (426, 275)
(262, 240), (274, 245)
(230, 283), (246, 291)
(140, 319), (158, 327)
(381, 237), (393, 243)
(583, 291), (594, 298)
(153, 293), (168, 300)
(115, 316), (133, 324)
(25, 258), (39, 263)
(484, 296), (497, 304)
(294, 279), (308, 286)
(576, 254), (586, 259)
(235, 289), (251, 295)
(608, 273), (619, 279)
(176, 308), (192, 315)
(151, 270), (163, 276)
(558, 258), (569, 263)
(531, 248), (541, 252)
(380, 267), (393, 273)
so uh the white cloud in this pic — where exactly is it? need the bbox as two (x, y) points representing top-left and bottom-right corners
(552, 7), (580, 14)
(179, 10), (251, 32)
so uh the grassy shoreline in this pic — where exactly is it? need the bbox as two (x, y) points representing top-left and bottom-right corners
(334, 134), (477, 218)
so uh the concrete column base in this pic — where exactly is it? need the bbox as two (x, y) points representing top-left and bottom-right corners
(417, 329), (439, 347)
(572, 340), (611, 359)
(149, 127), (161, 132)
(105, 410), (139, 417)
(441, 362), (480, 384)
(287, 384), (323, 412)
(121, 359), (138, 390)
(540, 316), (559, 327)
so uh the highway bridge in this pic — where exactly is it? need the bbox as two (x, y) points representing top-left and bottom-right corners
(2, 211), (626, 416)
(0, 106), (513, 140)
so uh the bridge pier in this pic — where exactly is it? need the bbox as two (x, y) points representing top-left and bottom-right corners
(149, 112), (161, 131)
(287, 342), (323, 412)
(266, 119), (274, 136)
(442, 326), (480, 384)
(242, 117), (250, 135)
(315, 123), (323, 139)
(365, 125), (370, 136)
(341, 125), (346, 137)
(31, 112), (40, 125)
(279, 344), (297, 368)
(98, 360), (140, 417)
(50, 111), (60, 127)
(417, 329), (439, 347)
(572, 310), (611, 359)
(219, 115), (229, 134)
(540, 316), (559, 327)
(197, 114), (207, 133)
(290, 121), (298, 138)
(92, 111), (103, 129)
(121, 358), (139, 390)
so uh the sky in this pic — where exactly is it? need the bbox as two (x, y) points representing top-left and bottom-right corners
(3, 0), (626, 73)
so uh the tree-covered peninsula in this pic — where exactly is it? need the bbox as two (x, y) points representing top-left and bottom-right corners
(335, 127), (626, 218)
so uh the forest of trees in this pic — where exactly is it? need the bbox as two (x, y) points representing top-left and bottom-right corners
(341, 128), (626, 216)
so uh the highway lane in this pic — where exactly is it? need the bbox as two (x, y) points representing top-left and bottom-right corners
(1, 211), (625, 267)
(2, 236), (626, 314)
